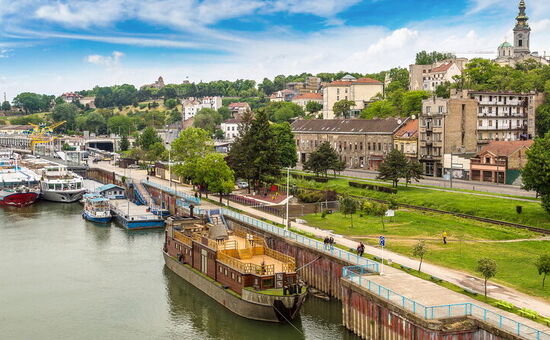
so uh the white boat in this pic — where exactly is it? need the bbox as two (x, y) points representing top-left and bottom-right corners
(0, 156), (41, 207)
(82, 193), (112, 223)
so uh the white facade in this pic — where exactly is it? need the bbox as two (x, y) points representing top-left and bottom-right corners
(220, 122), (240, 141)
(182, 96), (222, 121)
(421, 63), (462, 92)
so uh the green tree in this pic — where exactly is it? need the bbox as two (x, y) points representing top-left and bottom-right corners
(477, 258), (497, 298)
(402, 91), (430, 116)
(107, 115), (134, 135)
(362, 201), (388, 231)
(138, 127), (162, 151)
(164, 98), (178, 109)
(522, 133), (550, 213)
(412, 241), (428, 272)
(193, 108), (222, 134)
(339, 195), (359, 228)
(13, 92), (53, 114)
(435, 82), (451, 98)
(360, 100), (396, 119)
(171, 127), (214, 183)
(404, 160), (424, 187)
(76, 112), (107, 134)
(415, 51), (456, 65)
(535, 254), (550, 288)
(52, 103), (78, 131)
(333, 99), (355, 118)
(264, 101), (304, 123)
(120, 134), (130, 152)
(10, 114), (45, 125)
(305, 101), (323, 116)
(377, 149), (408, 187)
(1, 101), (11, 111)
(271, 122), (297, 168)
(218, 107), (232, 121)
(195, 153), (235, 202)
(145, 142), (167, 162)
(303, 141), (340, 177)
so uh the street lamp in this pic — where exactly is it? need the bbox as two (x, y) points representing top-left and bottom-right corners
(285, 167), (290, 230)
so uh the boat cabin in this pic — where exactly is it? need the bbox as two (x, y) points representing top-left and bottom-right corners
(165, 217), (298, 295)
(96, 184), (126, 199)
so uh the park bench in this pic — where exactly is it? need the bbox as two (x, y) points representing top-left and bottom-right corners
(430, 276), (443, 283)
(463, 288), (478, 296)
(518, 308), (538, 320)
(373, 256), (382, 262)
(399, 265), (412, 271)
(495, 300), (514, 311)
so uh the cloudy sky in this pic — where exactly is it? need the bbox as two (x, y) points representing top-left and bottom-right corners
(1, 0), (550, 100)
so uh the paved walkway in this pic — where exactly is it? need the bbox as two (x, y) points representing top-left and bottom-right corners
(92, 162), (550, 318)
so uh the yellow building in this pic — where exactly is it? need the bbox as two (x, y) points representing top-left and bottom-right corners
(393, 119), (418, 160)
(322, 75), (384, 119)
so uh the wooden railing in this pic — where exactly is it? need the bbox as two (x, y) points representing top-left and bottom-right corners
(217, 252), (274, 275)
(265, 248), (296, 267)
(174, 232), (192, 247)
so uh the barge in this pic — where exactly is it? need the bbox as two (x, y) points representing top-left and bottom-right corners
(163, 216), (307, 323)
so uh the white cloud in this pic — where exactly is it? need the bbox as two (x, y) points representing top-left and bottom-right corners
(85, 51), (124, 67)
(0, 49), (11, 58)
(34, 0), (127, 28)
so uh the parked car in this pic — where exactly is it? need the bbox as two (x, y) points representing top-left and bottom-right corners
(236, 181), (248, 189)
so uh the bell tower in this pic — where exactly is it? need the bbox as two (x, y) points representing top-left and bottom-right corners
(513, 0), (531, 57)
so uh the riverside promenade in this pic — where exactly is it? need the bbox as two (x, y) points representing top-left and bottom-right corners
(91, 161), (550, 321)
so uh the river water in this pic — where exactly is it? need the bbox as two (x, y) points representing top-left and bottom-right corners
(0, 202), (358, 340)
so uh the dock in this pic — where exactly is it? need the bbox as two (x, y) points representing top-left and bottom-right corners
(109, 199), (165, 230)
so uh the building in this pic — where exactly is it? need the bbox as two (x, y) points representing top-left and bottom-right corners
(291, 118), (406, 170)
(228, 102), (251, 115)
(495, 1), (549, 66)
(270, 89), (297, 102)
(0, 125), (33, 135)
(322, 76), (384, 119)
(466, 90), (543, 147)
(291, 93), (323, 111)
(96, 184), (126, 199)
(470, 140), (533, 185)
(393, 119), (418, 160)
(60, 92), (83, 103)
(286, 76), (322, 95)
(141, 76), (166, 90)
(418, 97), (479, 177)
(220, 115), (244, 142)
(182, 96), (222, 121)
(409, 59), (468, 92)
(79, 97), (96, 109)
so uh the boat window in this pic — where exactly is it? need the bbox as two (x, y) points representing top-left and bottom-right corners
(49, 184), (55, 190)
(76, 182), (81, 189)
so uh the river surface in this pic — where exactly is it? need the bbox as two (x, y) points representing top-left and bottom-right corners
(0, 202), (359, 340)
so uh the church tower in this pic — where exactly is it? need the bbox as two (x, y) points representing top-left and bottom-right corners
(513, 0), (531, 57)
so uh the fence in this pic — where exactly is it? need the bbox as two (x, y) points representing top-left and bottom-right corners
(342, 268), (550, 340)
(143, 180), (201, 205)
(220, 208), (381, 271)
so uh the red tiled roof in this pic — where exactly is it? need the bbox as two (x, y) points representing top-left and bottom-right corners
(293, 93), (323, 100)
(430, 63), (453, 73)
(228, 102), (249, 108)
(291, 118), (405, 134)
(326, 77), (383, 86)
(479, 140), (534, 157)
(61, 92), (82, 98)
(394, 119), (418, 139)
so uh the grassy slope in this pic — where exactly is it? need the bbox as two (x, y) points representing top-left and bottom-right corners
(292, 177), (550, 230)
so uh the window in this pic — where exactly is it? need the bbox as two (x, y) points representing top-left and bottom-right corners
(219, 266), (223, 273)
(201, 249), (208, 274)
(478, 120), (482, 127)
(359, 142), (363, 150)
(426, 106), (431, 113)
(378, 143), (381, 151)
(367, 142), (371, 151)
(438, 106), (444, 113)
(489, 120), (493, 127)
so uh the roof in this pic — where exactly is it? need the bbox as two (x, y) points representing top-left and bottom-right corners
(61, 92), (82, 98)
(394, 119), (418, 139)
(478, 140), (534, 157)
(291, 118), (406, 134)
(0, 125), (33, 130)
(431, 63), (453, 73)
(228, 102), (250, 108)
(499, 41), (513, 48)
(325, 77), (383, 87)
(96, 183), (124, 192)
(293, 93), (323, 100)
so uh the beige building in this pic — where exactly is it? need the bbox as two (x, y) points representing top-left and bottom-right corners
(287, 76), (321, 95)
(291, 118), (406, 170)
(409, 58), (468, 92)
(292, 93), (323, 111)
(418, 97), (478, 177)
(393, 119), (418, 160)
(322, 75), (384, 119)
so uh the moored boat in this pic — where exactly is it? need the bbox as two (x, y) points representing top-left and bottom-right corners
(82, 193), (112, 223)
(0, 158), (40, 207)
(163, 216), (307, 323)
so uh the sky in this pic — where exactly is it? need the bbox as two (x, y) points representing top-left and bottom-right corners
(1, 0), (550, 100)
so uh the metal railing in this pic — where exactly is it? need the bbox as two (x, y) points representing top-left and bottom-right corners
(220, 208), (381, 271)
(342, 270), (550, 340)
(142, 180), (201, 205)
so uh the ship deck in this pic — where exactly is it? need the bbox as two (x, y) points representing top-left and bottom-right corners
(222, 234), (289, 273)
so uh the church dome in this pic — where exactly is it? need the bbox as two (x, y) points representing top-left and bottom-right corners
(499, 41), (513, 48)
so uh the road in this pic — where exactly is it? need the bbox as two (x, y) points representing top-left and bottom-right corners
(92, 161), (550, 318)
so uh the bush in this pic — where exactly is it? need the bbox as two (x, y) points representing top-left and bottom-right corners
(297, 191), (325, 203)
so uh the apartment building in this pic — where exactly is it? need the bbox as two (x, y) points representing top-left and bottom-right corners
(182, 96), (222, 121)
(409, 58), (468, 91)
(393, 119), (418, 160)
(286, 76), (322, 95)
(292, 93), (323, 111)
(322, 75), (384, 119)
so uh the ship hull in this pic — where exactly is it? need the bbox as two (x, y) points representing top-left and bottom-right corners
(0, 192), (40, 207)
(163, 251), (307, 323)
(82, 211), (111, 224)
(42, 190), (85, 203)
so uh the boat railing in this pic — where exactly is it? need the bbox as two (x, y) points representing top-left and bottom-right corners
(217, 252), (275, 275)
(174, 231), (193, 247)
(264, 248), (296, 268)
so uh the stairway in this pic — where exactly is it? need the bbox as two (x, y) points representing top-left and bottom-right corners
(134, 182), (153, 206)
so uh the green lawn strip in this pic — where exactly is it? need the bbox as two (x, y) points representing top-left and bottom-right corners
(289, 177), (550, 230)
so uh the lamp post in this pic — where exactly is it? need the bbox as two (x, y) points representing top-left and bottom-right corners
(285, 167), (290, 230)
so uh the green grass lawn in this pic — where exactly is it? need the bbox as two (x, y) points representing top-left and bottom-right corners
(291, 177), (550, 230)
(302, 211), (550, 299)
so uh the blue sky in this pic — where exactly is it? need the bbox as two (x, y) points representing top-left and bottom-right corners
(1, 0), (550, 100)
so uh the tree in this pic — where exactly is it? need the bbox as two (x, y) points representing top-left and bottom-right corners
(108, 115), (134, 135)
(477, 258), (497, 298)
(535, 254), (550, 288)
(138, 127), (162, 151)
(360, 100), (396, 119)
(339, 195), (359, 228)
(435, 82), (451, 99)
(305, 101), (323, 116)
(412, 241), (428, 272)
(218, 107), (232, 120)
(145, 142), (167, 162)
(264, 101), (304, 123)
(171, 127), (214, 184)
(303, 142), (340, 177)
(402, 91), (430, 116)
(193, 108), (222, 134)
(75, 112), (107, 134)
(120, 134), (130, 152)
(52, 103), (78, 131)
(1, 101), (11, 111)
(362, 201), (388, 231)
(13, 92), (53, 114)
(415, 51), (456, 65)
(377, 149), (409, 187)
(195, 153), (235, 202)
(333, 99), (355, 118)
(164, 98), (178, 109)
(271, 122), (297, 168)
(404, 160), (424, 187)
(522, 133), (550, 213)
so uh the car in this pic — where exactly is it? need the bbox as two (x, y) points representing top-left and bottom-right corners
(236, 181), (248, 189)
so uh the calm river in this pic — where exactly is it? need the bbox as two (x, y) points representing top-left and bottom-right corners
(0, 202), (358, 340)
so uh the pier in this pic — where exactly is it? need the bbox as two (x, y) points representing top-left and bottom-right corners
(109, 199), (164, 229)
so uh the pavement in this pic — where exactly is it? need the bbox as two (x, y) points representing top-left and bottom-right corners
(92, 161), (550, 319)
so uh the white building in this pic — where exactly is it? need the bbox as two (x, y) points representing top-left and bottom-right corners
(228, 102), (251, 115)
(220, 116), (243, 142)
(409, 59), (467, 92)
(182, 96), (222, 121)
(322, 75), (384, 119)
(60, 92), (83, 103)
(292, 93), (323, 111)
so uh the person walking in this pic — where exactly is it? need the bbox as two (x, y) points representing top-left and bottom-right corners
(329, 237), (335, 250)
(358, 242), (365, 257)
(323, 237), (328, 250)
(442, 231), (448, 245)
